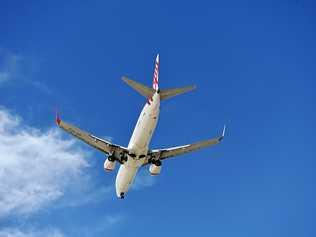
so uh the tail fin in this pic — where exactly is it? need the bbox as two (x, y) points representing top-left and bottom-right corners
(122, 54), (196, 100)
(153, 54), (159, 91)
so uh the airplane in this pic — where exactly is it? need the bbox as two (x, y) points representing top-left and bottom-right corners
(56, 54), (225, 199)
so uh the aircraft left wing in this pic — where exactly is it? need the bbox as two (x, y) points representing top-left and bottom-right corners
(146, 126), (225, 163)
(56, 113), (128, 158)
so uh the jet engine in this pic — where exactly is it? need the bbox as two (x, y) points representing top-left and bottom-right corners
(104, 157), (116, 171)
(149, 160), (162, 175)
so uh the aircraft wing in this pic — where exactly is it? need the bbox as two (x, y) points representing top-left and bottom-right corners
(56, 114), (128, 157)
(147, 126), (225, 162)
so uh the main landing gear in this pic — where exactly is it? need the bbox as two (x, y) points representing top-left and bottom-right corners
(119, 153), (128, 164)
(108, 155), (115, 162)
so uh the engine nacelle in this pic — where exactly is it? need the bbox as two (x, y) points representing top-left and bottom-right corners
(149, 163), (162, 175)
(104, 158), (116, 171)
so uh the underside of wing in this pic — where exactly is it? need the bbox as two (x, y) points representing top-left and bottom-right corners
(146, 126), (225, 163)
(159, 85), (196, 100)
(56, 113), (128, 159)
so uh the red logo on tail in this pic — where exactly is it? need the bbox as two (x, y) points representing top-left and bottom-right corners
(153, 54), (159, 91)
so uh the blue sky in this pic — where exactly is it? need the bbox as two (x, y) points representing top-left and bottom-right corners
(0, 0), (315, 236)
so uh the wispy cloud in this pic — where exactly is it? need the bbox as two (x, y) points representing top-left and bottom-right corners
(0, 49), (54, 96)
(0, 107), (122, 235)
(58, 185), (113, 208)
(0, 107), (95, 218)
(73, 214), (123, 237)
(0, 228), (64, 237)
(0, 49), (20, 83)
(132, 168), (157, 190)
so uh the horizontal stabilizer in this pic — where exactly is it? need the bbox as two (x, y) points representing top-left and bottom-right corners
(122, 76), (155, 98)
(160, 85), (196, 100)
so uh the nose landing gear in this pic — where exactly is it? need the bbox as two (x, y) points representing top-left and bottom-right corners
(119, 192), (125, 199)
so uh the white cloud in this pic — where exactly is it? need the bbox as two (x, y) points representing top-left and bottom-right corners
(75, 214), (123, 237)
(0, 108), (93, 218)
(0, 228), (64, 237)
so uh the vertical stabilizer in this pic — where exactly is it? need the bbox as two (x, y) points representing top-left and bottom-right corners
(153, 54), (159, 91)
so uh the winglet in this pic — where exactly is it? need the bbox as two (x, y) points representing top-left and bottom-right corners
(55, 109), (61, 126)
(219, 125), (226, 141)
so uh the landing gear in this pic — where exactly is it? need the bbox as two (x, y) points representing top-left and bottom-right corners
(108, 155), (115, 162)
(119, 153), (128, 164)
(152, 159), (161, 166)
(119, 192), (125, 199)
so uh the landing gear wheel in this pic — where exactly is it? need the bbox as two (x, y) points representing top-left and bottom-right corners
(120, 192), (125, 199)
(120, 153), (128, 163)
(108, 155), (115, 162)
(154, 159), (162, 166)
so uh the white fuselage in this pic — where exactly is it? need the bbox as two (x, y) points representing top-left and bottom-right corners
(115, 92), (160, 197)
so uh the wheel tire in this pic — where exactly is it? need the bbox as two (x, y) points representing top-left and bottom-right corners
(155, 160), (162, 166)
(108, 156), (115, 162)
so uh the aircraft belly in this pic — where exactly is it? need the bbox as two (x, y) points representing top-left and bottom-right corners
(128, 109), (159, 154)
(118, 94), (160, 197)
(115, 164), (138, 196)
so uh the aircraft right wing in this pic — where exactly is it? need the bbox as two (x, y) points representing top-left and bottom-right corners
(146, 126), (225, 163)
(56, 113), (129, 160)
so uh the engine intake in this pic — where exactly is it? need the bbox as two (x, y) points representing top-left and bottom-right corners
(149, 160), (162, 175)
(104, 157), (116, 171)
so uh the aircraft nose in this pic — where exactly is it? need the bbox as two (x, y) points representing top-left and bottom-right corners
(115, 179), (123, 198)
(115, 166), (127, 199)
(115, 165), (138, 199)
(115, 181), (127, 199)
(116, 190), (125, 199)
